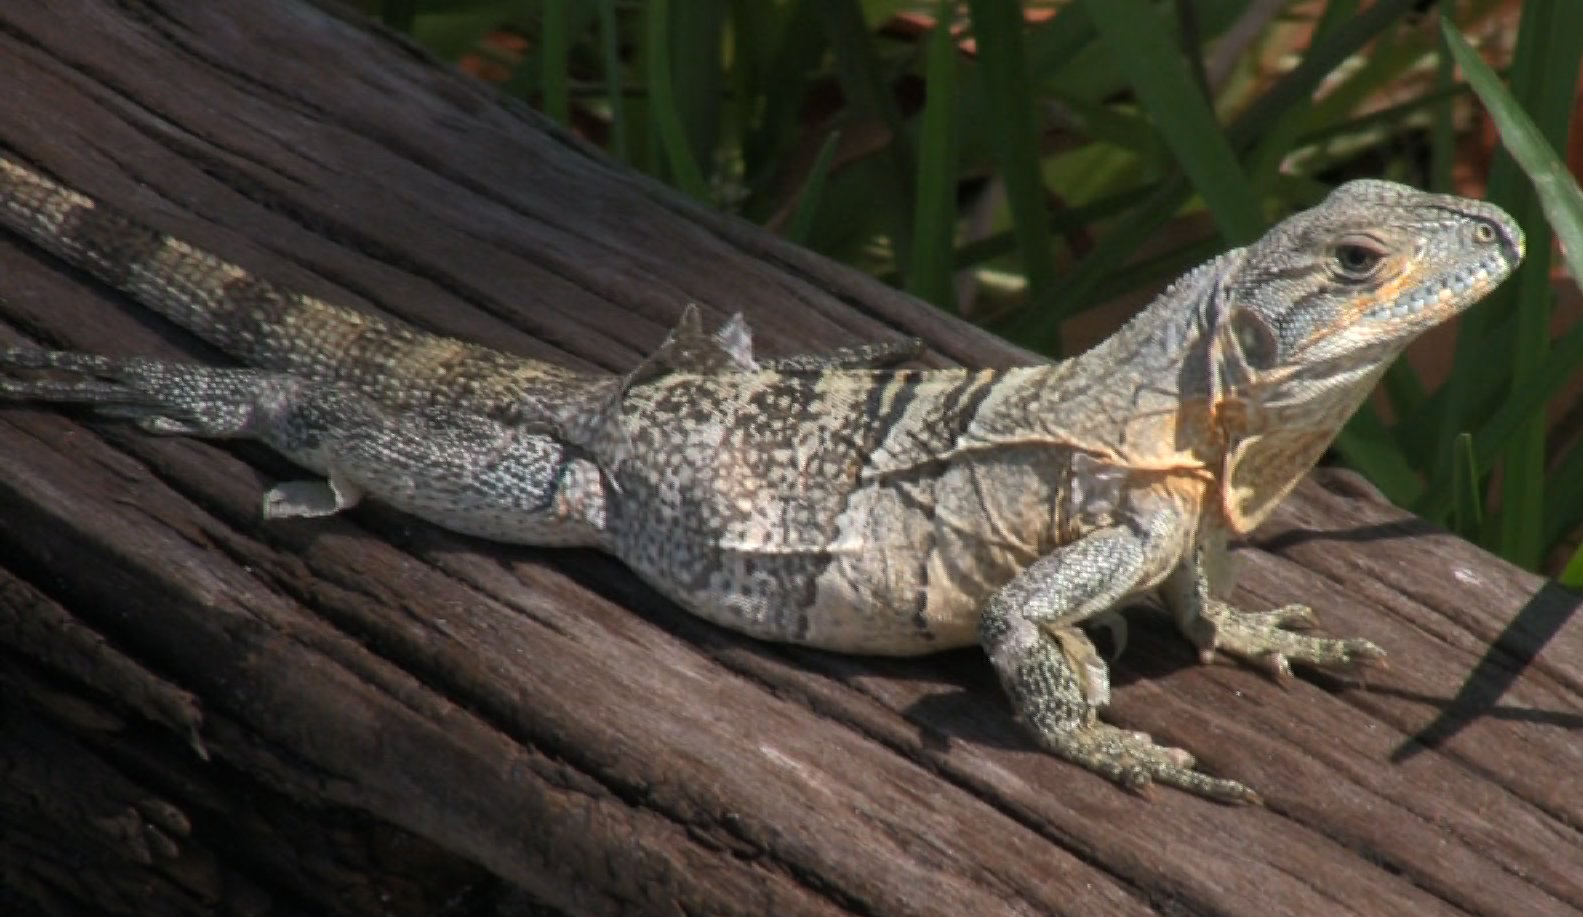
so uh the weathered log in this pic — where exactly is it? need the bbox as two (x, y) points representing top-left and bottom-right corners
(1, 2), (1580, 915)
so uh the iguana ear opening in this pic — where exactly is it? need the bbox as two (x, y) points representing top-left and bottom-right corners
(1220, 427), (1335, 534)
(1227, 309), (1280, 371)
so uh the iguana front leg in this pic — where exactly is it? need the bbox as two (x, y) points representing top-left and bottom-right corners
(1162, 541), (1386, 682)
(978, 515), (1262, 804)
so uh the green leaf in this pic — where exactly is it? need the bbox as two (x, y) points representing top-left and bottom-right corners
(742, 0), (827, 173)
(1230, 0), (1418, 151)
(945, 184), (1155, 273)
(1379, 359), (1426, 424)
(1543, 435), (1583, 556)
(1440, 12), (1583, 567)
(1442, 19), (1583, 296)
(1007, 0), (1415, 352)
(1080, 0), (1262, 244)
(787, 130), (843, 247)
(1049, 94), (1166, 162)
(596, 0), (629, 161)
(964, 0), (1058, 340)
(1002, 175), (1192, 351)
(1418, 317), (1583, 521)
(814, 0), (916, 271)
(541, 0), (570, 126)
(669, 0), (726, 175)
(645, 0), (710, 199)
(1451, 432), (1483, 534)
(906, 4), (961, 311)
(1560, 545), (1583, 590)
(1334, 409), (1424, 506)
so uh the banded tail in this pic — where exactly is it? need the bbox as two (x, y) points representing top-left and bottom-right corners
(0, 154), (588, 417)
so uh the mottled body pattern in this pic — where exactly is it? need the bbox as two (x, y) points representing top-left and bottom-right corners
(0, 152), (1524, 802)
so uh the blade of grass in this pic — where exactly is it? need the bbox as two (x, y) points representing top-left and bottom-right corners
(947, 184), (1157, 271)
(907, 5), (961, 311)
(670, 0), (725, 176)
(744, 0), (827, 170)
(1007, 0), (1414, 352)
(1443, 19), (1583, 290)
(725, 0), (760, 187)
(965, 0), (1059, 344)
(1240, 0), (1368, 195)
(1451, 432), (1483, 534)
(1439, 13), (1583, 566)
(1022, 1), (1097, 82)
(786, 130), (843, 246)
(1418, 317), (1583, 521)
(542, 0), (570, 126)
(1542, 435), (1583, 556)
(878, 183), (1161, 288)
(814, 0), (915, 273)
(999, 174), (1191, 351)
(1560, 545), (1583, 590)
(1049, 93), (1167, 161)
(1313, 0), (1360, 36)
(1172, 0), (1210, 98)
(1294, 80), (1474, 152)
(1299, 25), (1434, 137)
(1379, 359), (1426, 422)
(1234, 0), (1417, 157)
(1081, 0), (1262, 243)
(645, 0), (710, 199)
(1334, 408), (1424, 506)
(596, 0), (629, 161)
(1082, 232), (1223, 307)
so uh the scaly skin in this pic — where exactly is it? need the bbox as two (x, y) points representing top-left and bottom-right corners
(0, 155), (1523, 803)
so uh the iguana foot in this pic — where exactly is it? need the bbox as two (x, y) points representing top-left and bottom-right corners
(1038, 721), (1262, 805)
(1202, 601), (1386, 682)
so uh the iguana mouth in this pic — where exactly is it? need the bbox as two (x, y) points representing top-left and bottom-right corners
(1363, 242), (1522, 323)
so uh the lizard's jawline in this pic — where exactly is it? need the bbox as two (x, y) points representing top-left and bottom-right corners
(1363, 249), (1511, 323)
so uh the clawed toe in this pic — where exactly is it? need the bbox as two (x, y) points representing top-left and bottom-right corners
(1044, 723), (1259, 805)
(1204, 602), (1388, 683)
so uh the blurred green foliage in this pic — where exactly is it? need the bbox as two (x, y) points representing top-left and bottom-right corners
(347, 0), (1583, 578)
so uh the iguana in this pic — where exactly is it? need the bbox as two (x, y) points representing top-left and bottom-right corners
(0, 153), (1523, 803)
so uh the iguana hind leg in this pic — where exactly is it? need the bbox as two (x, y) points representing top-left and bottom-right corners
(0, 348), (607, 545)
(978, 520), (1261, 804)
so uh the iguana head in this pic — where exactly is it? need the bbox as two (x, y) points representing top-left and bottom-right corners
(1212, 179), (1524, 532)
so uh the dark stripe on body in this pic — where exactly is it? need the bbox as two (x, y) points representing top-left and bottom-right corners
(857, 369), (922, 466)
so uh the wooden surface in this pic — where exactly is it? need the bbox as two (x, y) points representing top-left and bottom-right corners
(1, 2), (1580, 915)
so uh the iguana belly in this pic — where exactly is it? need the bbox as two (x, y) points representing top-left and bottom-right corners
(607, 448), (1067, 656)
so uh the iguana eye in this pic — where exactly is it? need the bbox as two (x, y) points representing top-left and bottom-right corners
(1332, 239), (1386, 280)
